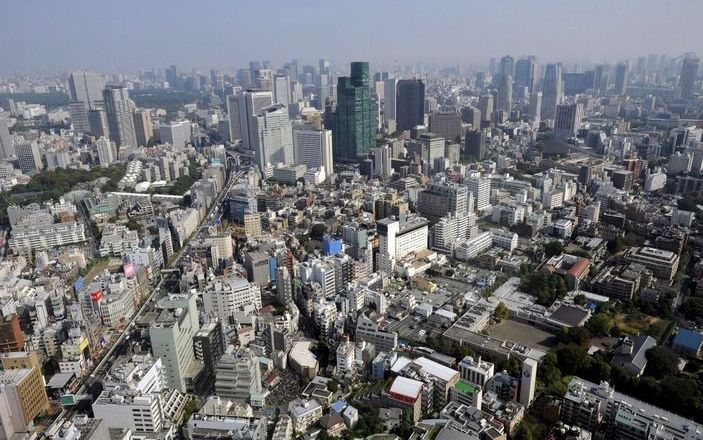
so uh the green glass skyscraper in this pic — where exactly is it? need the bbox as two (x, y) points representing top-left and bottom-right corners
(334, 62), (377, 162)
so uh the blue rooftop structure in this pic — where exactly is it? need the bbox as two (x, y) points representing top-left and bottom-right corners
(672, 328), (703, 355)
(330, 400), (347, 415)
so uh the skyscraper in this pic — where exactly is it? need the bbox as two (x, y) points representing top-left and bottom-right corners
(679, 56), (700, 100)
(227, 90), (273, 148)
(68, 71), (105, 133)
(528, 92), (542, 126)
(294, 127), (333, 177)
(499, 55), (514, 77)
(88, 109), (108, 138)
(252, 104), (294, 171)
(478, 95), (494, 124)
(0, 118), (13, 159)
(15, 141), (43, 173)
(396, 79), (425, 131)
(554, 103), (583, 142)
(495, 74), (513, 112)
(514, 56), (538, 93)
(464, 130), (486, 161)
(594, 63), (609, 95)
(383, 77), (398, 124)
(132, 109), (153, 147)
(273, 75), (291, 107)
(334, 62), (377, 162)
(541, 63), (563, 120)
(614, 62), (629, 95)
(103, 86), (138, 149)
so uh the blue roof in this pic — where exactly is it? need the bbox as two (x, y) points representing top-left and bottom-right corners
(330, 400), (347, 414)
(673, 329), (703, 351)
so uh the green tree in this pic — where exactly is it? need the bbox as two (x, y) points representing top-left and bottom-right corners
(607, 236), (625, 254)
(585, 313), (613, 337)
(327, 380), (339, 393)
(680, 297), (703, 320)
(494, 302), (509, 322)
(310, 223), (328, 240)
(574, 294), (587, 306)
(513, 423), (534, 440)
(544, 240), (564, 258)
(644, 346), (680, 379)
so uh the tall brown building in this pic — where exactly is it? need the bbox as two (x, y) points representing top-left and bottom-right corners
(0, 315), (25, 353)
(0, 367), (50, 436)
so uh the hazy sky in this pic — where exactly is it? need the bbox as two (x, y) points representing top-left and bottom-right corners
(2, 0), (702, 73)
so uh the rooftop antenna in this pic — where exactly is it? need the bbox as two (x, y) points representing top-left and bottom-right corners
(394, 59), (399, 80)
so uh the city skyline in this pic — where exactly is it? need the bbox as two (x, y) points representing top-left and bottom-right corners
(2, 0), (702, 73)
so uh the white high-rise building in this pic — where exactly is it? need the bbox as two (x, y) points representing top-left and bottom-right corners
(149, 293), (199, 392)
(273, 75), (291, 107)
(465, 173), (491, 212)
(253, 104), (293, 171)
(241, 91), (274, 149)
(159, 120), (191, 149)
(96, 137), (116, 168)
(668, 152), (692, 175)
(203, 274), (262, 323)
(293, 127), (333, 178)
(373, 145), (392, 177)
(377, 215), (429, 272)
(0, 118), (13, 159)
(215, 346), (262, 403)
(68, 71), (105, 133)
(519, 358), (538, 406)
(103, 86), (137, 149)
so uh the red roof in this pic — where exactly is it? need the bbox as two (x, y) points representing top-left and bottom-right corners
(567, 258), (590, 278)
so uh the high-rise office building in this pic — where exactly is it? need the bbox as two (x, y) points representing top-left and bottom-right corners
(429, 111), (463, 142)
(149, 293), (199, 392)
(495, 75), (513, 112)
(103, 86), (138, 149)
(334, 62), (377, 162)
(466, 173), (491, 212)
(215, 346), (262, 402)
(318, 59), (330, 76)
(464, 130), (486, 161)
(132, 109), (153, 147)
(383, 78), (398, 124)
(15, 140), (43, 173)
(594, 63), (609, 95)
(68, 71), (105, 133)
(478, 95), (494, 124)
(528, 92), (542, 125)
(396, 79), (425, 131)
(253, 104), (294, 171)
(614, 62), (629, 95)
(227, 90), (273, 148)
(514, 56), (538, 93)
(679, 56), (699, 100)
(499, 55), (514, 77)
(460, 106), (481, 129)
(88, 109), (108, 138)
(541, 63), (563, 120)
(273, 75), (291, 107)
(293, 127), (333, 177)
(96, 137), (116, 167)
(554, 103), (583, 142)
(0, 367), (49, 437)
(0, 118), (13, 159)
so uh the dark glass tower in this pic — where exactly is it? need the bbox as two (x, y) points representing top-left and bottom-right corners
(334, 62), (377, 162)
(396, 79), (425, 131)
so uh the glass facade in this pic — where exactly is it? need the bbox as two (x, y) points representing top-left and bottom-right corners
(334, 62), (377, 162)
